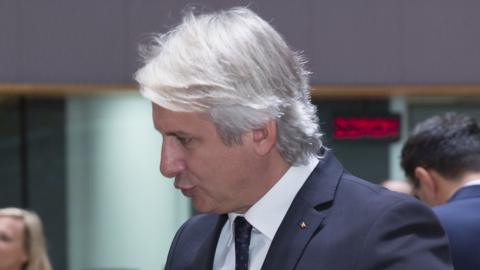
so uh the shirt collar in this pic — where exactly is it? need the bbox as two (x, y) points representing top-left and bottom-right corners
(463, 179), (480, 187)
(228, 156), (319, 241)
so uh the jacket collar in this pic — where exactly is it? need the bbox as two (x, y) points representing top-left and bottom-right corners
(449, 184), (480, 202)
(261, 151), (344, 270)
(191, 214), (228, 269)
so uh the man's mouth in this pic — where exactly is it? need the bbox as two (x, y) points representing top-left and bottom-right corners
(174, 179), (195, 197)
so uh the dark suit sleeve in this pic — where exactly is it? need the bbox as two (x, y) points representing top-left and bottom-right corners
(354, 199), (453, 270)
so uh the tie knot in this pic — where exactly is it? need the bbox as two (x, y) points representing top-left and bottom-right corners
(234, 216), (252, 233)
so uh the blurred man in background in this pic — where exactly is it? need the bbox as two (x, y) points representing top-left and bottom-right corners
(401, 112), (480, 270)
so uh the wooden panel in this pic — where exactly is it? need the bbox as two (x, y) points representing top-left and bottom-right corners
(2, 84), (480, 98)
(0, 84), (136, 96)
(311, 85), (480, 99)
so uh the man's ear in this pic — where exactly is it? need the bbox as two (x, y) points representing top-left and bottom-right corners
(414, 166), (438, 195)
(252, 120), (277, 155)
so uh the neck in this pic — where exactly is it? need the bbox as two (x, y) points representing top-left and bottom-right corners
(263, 154), (291, 190)
(238, 151), (290, 214)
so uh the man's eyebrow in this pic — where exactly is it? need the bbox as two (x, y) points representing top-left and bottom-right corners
(164, 130), (192, 137)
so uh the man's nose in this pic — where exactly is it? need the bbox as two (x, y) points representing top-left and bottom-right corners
(160, 139), (186, 178)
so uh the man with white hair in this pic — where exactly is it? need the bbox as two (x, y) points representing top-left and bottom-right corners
(136, 7), (452, 270)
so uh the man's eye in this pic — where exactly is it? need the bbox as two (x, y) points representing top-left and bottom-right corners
(177, 137), (192, 145)
(0, 233), (12, 242)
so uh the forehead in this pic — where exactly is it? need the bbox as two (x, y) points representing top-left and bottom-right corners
(0, 216), (24, 235)
(152, 103), (214, 132)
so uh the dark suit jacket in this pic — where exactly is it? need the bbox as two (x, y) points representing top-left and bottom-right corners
(165, 152), (453, 269)
(434, 185), (480, 270)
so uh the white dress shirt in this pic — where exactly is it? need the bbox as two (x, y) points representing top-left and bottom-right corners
(213, 156), (319, 270)
(463, 179), (480, 187)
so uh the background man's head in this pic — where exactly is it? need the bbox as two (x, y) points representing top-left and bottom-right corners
(401, 112), (480, 206)
(135, 7), (323, 166)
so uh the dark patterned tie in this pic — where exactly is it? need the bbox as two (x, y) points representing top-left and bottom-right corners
(234, 216), (253, 270)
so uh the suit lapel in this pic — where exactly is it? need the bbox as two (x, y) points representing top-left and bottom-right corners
(192, 214), (228, 270)
(261, 152), (344, 270)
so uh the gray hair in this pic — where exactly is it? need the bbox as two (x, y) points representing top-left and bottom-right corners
(135, 7), (323, 165)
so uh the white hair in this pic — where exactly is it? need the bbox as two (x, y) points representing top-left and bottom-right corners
(135, 7), (323, 165)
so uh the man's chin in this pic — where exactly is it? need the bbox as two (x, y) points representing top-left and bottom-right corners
(180, 187), (194, 197)
(192, 201), (226, 214)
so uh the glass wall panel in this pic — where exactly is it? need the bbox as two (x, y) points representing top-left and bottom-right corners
(0, 97), (22, 206)
(0, 92), (191, 270)
(66, 93), (191, 270)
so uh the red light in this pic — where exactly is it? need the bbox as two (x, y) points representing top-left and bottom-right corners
(333, 116), (400, 140)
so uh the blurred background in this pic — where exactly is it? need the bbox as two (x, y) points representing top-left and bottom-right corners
(1, 1), (480, 269)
